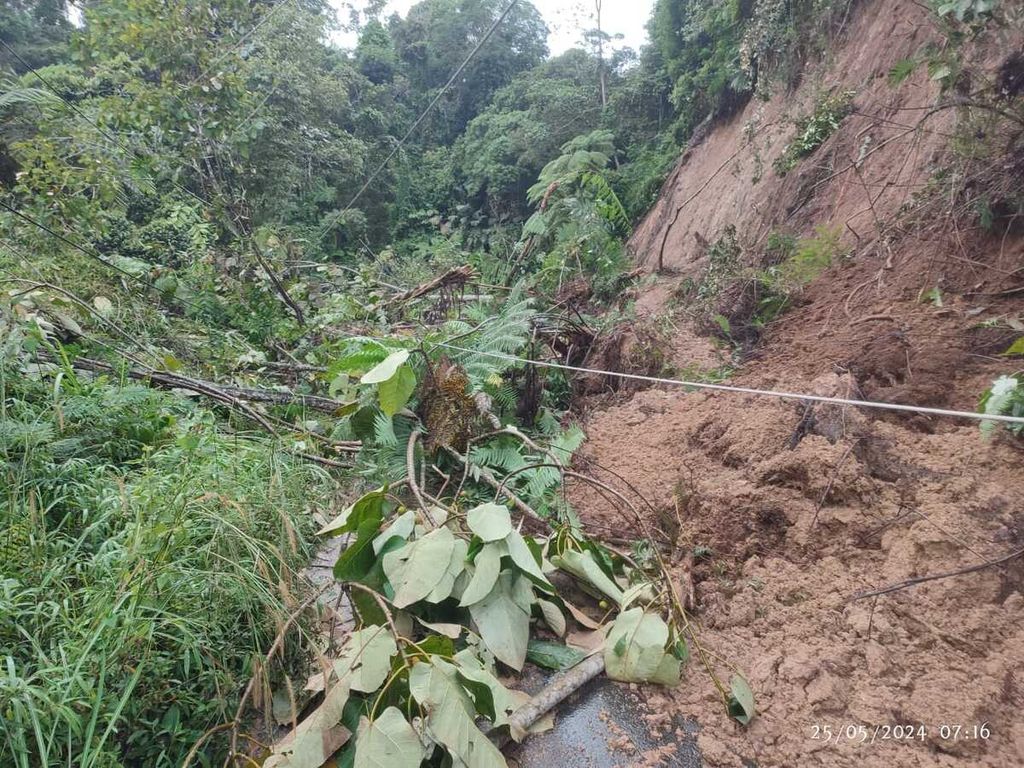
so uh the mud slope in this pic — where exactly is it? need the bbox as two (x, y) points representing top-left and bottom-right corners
(570, 2), (1024, 766)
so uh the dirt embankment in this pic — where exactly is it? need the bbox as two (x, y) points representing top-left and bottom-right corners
(569, 2), (1024, 766)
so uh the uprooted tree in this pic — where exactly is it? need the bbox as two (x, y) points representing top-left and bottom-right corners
(229, 311), (754, 768)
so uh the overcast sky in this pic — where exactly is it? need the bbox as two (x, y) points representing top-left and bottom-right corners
(328, 0), (653, 55)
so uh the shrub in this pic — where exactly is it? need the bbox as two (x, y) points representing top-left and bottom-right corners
(0, 365), (328, 767)
(754, 225), (846, 325)
(774, 90), (855, 175)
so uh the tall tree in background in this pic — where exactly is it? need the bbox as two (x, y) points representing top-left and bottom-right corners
(0, 0), (71, 72)
(390, 0), (549, 141)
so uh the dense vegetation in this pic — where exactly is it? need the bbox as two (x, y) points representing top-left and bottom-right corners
(3, 0), (1020, 765)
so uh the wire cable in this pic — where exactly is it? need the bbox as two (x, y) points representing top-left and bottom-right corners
(0, 38), (214, 211)
(435, 342), (1024, 426)
(184, 0), (298, 89)
(314, 0), (521, 246)
(0, 199), (206, 311)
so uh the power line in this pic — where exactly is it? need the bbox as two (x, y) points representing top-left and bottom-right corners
(0, 198), (205, 312)
(435, 342), (1024, 426)
(0, 199), (139, 281)
(183, 0), (299, 90)
(0, 38), (213, 212)
(314, 0), (522, 247)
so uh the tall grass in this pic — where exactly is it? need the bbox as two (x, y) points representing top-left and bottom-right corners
(1, 362), (334, 767)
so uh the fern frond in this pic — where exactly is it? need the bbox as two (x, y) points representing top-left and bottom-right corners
(443, 292), (535, 384)
(372, 411), (397, 447)
(0, 85), (59, 112)
(328, 338), (390, 376)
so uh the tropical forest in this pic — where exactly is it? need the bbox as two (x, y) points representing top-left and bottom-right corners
(2, 0), (1024, 766)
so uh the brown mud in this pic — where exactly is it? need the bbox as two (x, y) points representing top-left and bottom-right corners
(564, 1), (1024, 765)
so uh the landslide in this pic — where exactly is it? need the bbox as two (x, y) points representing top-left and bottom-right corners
(569, 2), (1024, 766)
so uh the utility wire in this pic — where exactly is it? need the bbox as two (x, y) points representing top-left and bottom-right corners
(0, 199), (139, 281)
(184, 0), (298, 89)
(435, 342), (1024, 426)
(0, 199), (205, 312)
(314, 0), (521, 247)
(0, 31), (298, 322)
(0, 38), (213, 211)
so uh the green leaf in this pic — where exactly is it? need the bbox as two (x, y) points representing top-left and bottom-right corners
(335, 626), (398, 693)
(418, 634), (456, 657)
(536, 599), (566, 637)
(383, 526), (457, 608)
(334, 517), (385, 582)
(603, 608), (671, 683)
(469, 574), (531, 670)
(410, 659), (507, 768)
(319, 488), (387, 537)
(1001, 336), (1024, 356)
(551, 549), (623, 605)
(526, 639), (585, 671)
(650, 653), (682, 686)
(409, 658), (474, 716)
(504, 530), (549, 585)
(728, 674), (756, 725)
(350, 586), (387, 627)
(361, 350), (410, 385)
(454, 662), (519, 727)
(264, 678), (352, 768)
(354, 707), (424, 768)
(372, 510), (416, 554)
(887, 58), (917, 86)
(350, 406), (379, 441)
(426, 537), (469, 603)
(460, 542), (504, 607)
(929, 62), (952, 82)
(467, 502), (513, 541)
(377, 364), (416, 417)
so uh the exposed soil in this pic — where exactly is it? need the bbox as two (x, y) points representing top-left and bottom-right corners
(565, 1), (1024, 765)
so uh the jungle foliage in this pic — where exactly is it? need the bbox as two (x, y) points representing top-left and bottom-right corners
(1, 0), (963, 764)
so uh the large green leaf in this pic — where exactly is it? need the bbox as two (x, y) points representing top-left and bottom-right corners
(426, 537), (469, 603)
(319, 487), (387, 537)
(335, 626), (399, 693)
(354, 706), (424, 768)
(264, 678), (352, 768)
(536, 599), (566, 637)
(409, 657), (475, 717)
(361, 350), (410, 384)
(526, 639), (585, 671)
(334, 517), (385, 582)
(372, 510), (416, 554)
(377, 363), (416, 416)
(504, 530), (549, 584)
(466, 502), (512, 541)
(459, 542), (504, 607)
(304, 626), (397, 697)
(603, 608), (670, 683)
(468, 574), (530, 670)
(383, 526), (457, 608)
(551, 548), (623, 604)
(454, 654), (519, 727)
(410, 659), (507, 768)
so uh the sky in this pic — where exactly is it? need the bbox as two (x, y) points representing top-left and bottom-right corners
(328, 0), (654, 55)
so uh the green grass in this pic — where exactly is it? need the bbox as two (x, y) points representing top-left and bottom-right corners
(0, 362), (333, 767)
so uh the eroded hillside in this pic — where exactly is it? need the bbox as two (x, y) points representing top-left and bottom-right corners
(569, 2), (1024, 765)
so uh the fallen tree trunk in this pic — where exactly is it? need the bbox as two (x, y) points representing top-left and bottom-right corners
(497, 654), (606, 747)
(385, 264), (477, 306)
(63, 355), (352, 414)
